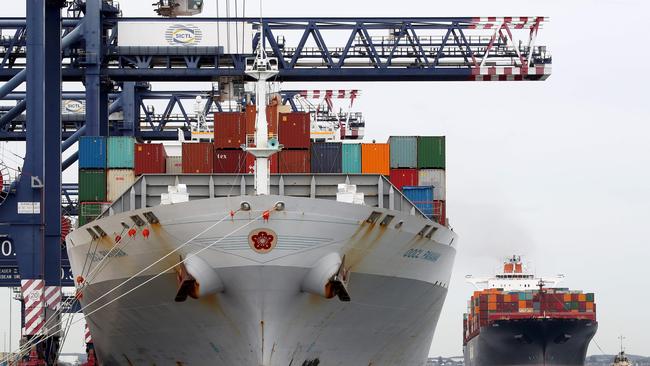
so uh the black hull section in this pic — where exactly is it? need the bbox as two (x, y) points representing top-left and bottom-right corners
(464, 318), (597, 366)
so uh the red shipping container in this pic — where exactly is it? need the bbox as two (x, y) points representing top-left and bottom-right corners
(182, 142), (214, 173)
(278, 150), (310, 173)
(245, 153), (278, 174)
(278, 112), (310, 149)
(433, 200), (446, 226)
(389, 169), (418, 191)
(245, 104), (256, 135)
(213, 149), (247, 173)
(214, 112), (245, 149)
(134, 143), (167, 175)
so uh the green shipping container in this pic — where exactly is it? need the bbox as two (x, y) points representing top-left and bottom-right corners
(78, 202), (107, 227)
(107, 136), (136, 168)
(586, 293), (594, 302)
(342, 143), (361, 174)
(417, 136), (445, 169)
(78, 169), (107, 202)
(388, 136), (418, 168)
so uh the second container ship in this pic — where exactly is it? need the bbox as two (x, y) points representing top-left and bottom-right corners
(463, 256), (598, 366)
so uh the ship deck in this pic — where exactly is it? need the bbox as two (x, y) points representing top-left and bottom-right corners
(100, 173), (432, 220)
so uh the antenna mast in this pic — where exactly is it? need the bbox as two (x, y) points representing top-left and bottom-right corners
(243, 6), (280, 195)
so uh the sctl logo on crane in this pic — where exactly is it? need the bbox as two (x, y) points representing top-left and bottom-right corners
(165, 24), (203, 46)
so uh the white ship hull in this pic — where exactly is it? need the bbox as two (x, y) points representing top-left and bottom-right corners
(66, 195), (457, 365)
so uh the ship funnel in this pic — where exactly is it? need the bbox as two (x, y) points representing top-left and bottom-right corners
(175, 255), (224, 302)
(301, 253), (351, 301)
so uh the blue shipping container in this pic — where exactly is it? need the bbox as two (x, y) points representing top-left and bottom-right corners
(388, 136), (417, 168)
(402, 186), (434, 218)
(342, 143), (361, 174)
(79, 136), (106, 169)
(311, 142), (342, 173)
(107, 136), (136, 168)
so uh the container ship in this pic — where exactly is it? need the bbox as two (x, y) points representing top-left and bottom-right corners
(65, 53), (456, 365)
(463, 256), (597, 366)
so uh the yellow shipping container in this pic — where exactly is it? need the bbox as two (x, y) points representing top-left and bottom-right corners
(361, 143), (390, 175)
(578, 294), (586, 302)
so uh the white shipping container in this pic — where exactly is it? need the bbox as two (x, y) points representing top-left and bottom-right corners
(418, 169), (446, 200)
(107, 169), (136, 202)
(117, 21), (254, 54)
(166, 156), (183, 174)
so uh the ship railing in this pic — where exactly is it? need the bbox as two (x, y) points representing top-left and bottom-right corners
(99, 173), (429, 220)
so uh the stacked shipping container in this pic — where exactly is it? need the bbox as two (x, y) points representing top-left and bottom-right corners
(182, 142), (214, 173)
(278, 112), (311, 173)
(463, 288), (596, 344)
(134, 143), (167, 175)
(211, 107), (284, 174)
(79, 136), (136, 226)
(361, 143), (390, 175)
(77, 117), (449, 228)
(311, 142), (342, 173)
(388, 136), (446, 225)
(107, 136), (136, 202)
(341, 143), (361, 173)
(78, 136), (107, 226)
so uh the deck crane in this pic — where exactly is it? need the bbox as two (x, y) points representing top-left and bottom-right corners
(0, 0), (552, 364)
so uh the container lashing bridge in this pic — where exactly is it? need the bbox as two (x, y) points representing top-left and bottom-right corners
(0, 0), (551, 364)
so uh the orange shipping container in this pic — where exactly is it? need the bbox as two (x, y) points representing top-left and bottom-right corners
(488, 295), (497, 303)
(361, 143), (390, 175)
(519, 300), (527, 309)
(579, 294), (586, 302)
(488, 303), (497, 311)
(504, 295), (511, 302)
(564, 293), (572, 302)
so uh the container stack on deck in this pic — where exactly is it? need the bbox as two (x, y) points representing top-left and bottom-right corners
(77, 125), (449, 227)
(134, 143), (167, 175)
(106, 136), (136, 202)
(278, 112), (311, 173)
(387, 136), (446, 225)
(463, 288), (597, 344)
(78, 136), (107, 226)
(213, 110), (246, 173)
(311, 142), (342, 173)
(78, 136), (136, 226)
(341, 143), (362, 174)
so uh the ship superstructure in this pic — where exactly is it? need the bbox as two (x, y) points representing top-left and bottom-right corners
(463, 256), (598, 366)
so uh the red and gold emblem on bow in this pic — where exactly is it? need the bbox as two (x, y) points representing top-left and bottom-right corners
(248, 229), (278, 254)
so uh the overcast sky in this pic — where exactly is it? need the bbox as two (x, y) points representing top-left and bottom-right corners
(2, 0), (650, 359)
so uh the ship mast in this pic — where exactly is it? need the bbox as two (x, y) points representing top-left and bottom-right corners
(244, 30), (280, 195)
(619, 335), (625, 354)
